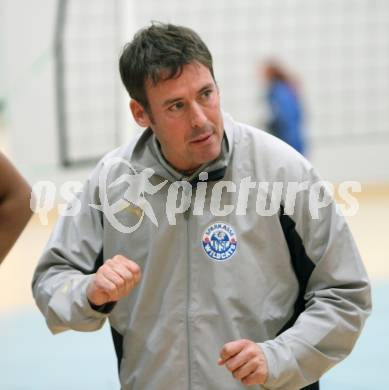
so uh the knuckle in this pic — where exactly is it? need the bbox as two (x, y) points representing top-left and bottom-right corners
(106, 284), (117, 294)
(120, 254), (130, 263)
(233, 369), (241, 379)
(242, 377), (253, 386)
(248, 349), (257, 359)
(113, 255), (125, 265)
(116, 279), (125, 289)
(130, 264), (141, 276)
(102, 259), (114, 269)
(259, 367), (268, 381)
(95, 280), (105, 291)
(227, 359), (237, 372)
(125, 276), (134, 286)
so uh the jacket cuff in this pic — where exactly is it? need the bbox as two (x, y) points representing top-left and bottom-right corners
(81, 274), (116, 316)
(258, 341), (278, 389)
(258, 341), (300, 390)
(87, 299), (117, 314)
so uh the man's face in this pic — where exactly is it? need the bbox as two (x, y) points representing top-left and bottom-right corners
(132, 62), (224, 173)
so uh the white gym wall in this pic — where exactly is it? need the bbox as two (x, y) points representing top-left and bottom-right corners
(1, 0), (388, 186)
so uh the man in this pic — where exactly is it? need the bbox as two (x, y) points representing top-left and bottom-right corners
(0, 152), (32, 263)
(32, 23), (371, 389)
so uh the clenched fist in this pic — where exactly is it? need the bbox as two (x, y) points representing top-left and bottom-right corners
(87, 255), (141, 306)
(218, 339), (268, 386)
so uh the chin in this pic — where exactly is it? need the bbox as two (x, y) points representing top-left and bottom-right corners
(201, 145), (222, 165)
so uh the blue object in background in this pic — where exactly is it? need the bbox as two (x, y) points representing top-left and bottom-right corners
(267, 79), (305, 155)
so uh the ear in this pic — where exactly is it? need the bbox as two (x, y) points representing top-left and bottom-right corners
(130, 99), (152, 128)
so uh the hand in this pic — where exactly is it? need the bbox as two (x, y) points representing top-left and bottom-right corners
(218, 339), (268, 386)
(87, 255), (141, 306)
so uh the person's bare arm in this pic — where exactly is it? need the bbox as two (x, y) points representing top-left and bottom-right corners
(0, 152), (32, 263)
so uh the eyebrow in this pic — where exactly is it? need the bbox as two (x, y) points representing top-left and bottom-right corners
(162, 83), (215, 107)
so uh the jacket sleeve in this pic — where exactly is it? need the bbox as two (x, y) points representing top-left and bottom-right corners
(259, 166), (372, 389)
(31, 164), (110, 334)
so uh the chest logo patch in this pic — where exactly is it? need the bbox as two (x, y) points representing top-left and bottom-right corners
(202, 222), (237, 261)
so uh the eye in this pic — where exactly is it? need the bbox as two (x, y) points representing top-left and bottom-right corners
(169, 101), (185, 112)
(202, 89), (213, 99)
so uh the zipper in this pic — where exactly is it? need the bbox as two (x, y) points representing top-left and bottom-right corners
(184, 196), (193, 390)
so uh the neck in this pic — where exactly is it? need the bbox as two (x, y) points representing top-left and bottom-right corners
(179, 167), (198, 176)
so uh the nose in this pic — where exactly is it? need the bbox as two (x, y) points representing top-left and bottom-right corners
(190, 103), (207, 129)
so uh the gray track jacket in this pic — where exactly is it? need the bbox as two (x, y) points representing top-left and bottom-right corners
(32, 113), (371, 390)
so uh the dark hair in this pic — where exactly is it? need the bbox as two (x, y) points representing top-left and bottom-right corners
(119, 22), (215, 110)
(264, 60), (299, 93)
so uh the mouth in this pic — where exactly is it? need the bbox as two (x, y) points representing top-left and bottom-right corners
(190, 132), (213, 144)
